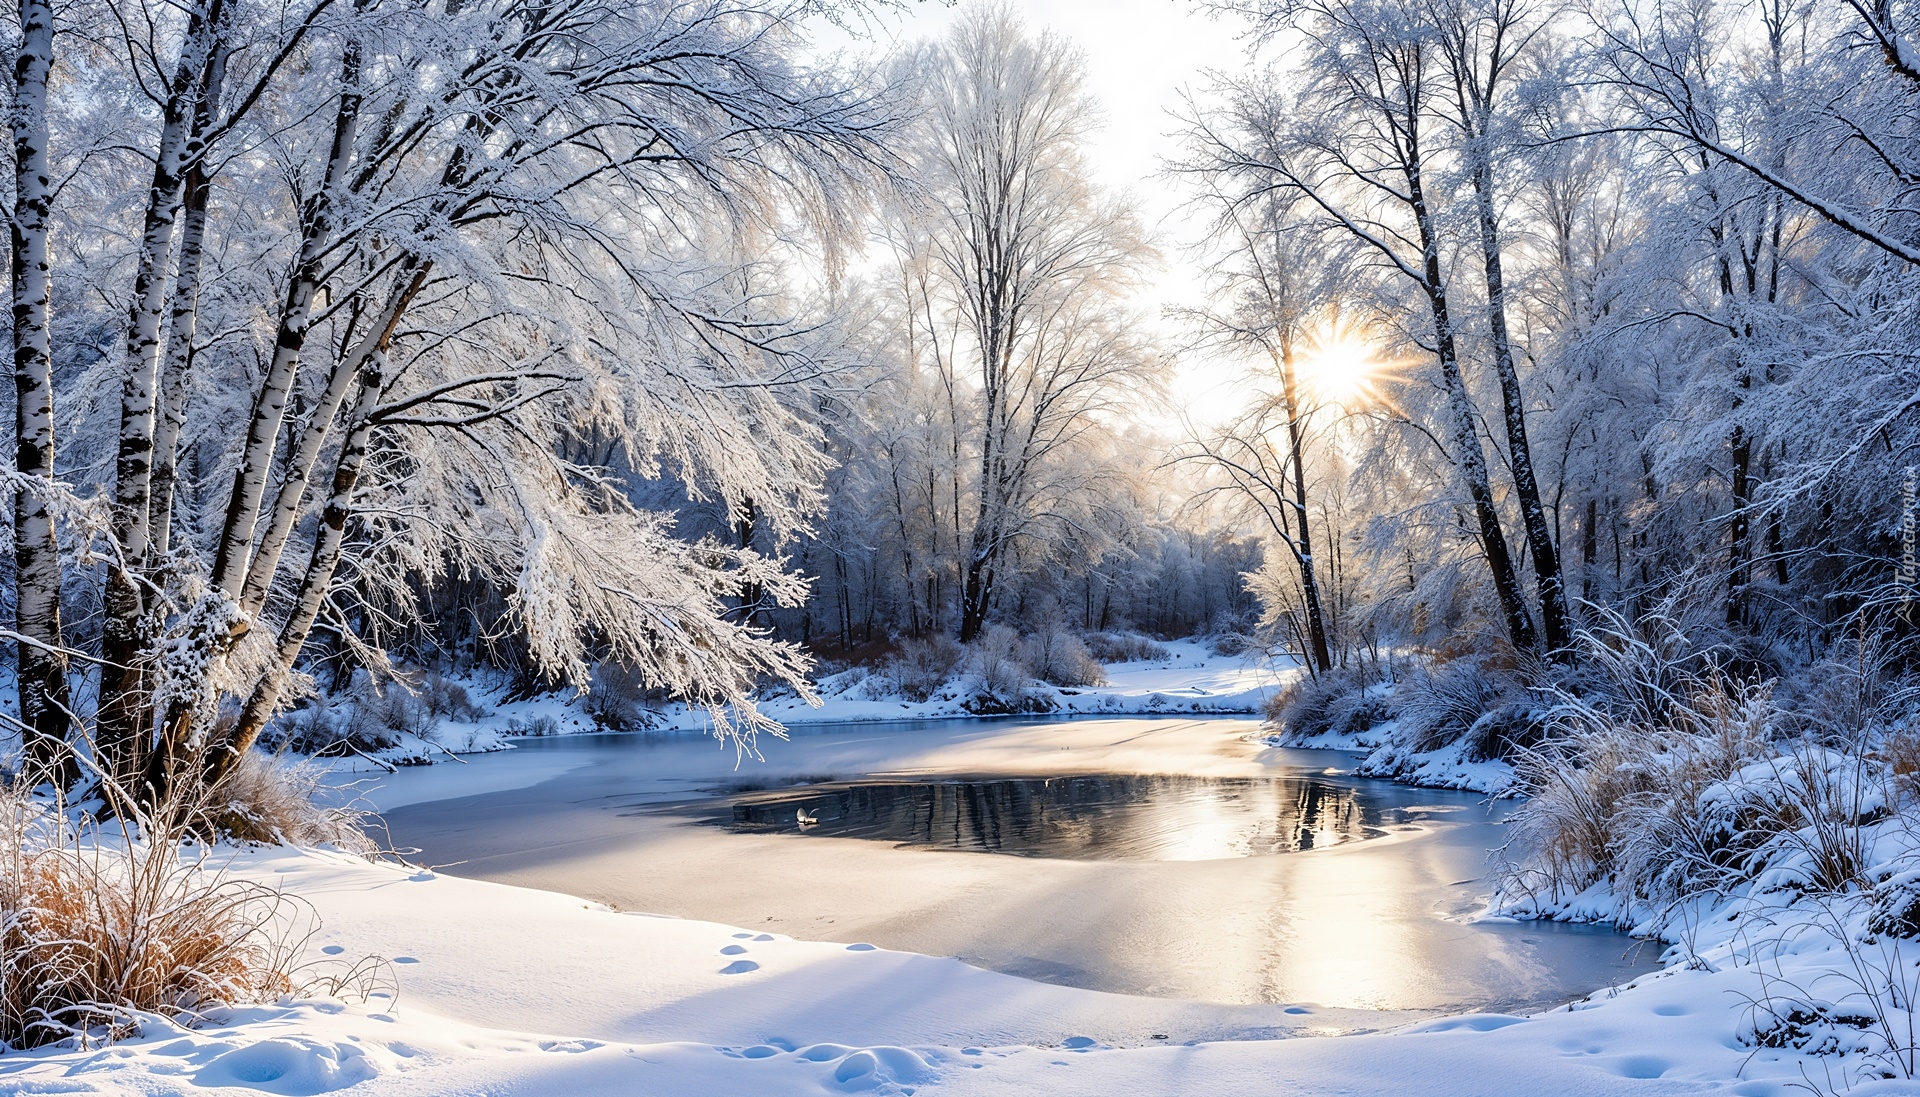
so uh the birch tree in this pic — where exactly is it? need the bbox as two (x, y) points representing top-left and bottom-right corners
(9, 0), (69, 781)
(1195, 0), (1541, 653)
(907, 4), (1157, 643)
(12, 0), (896, 805)
(1175, 194), (1343, 674)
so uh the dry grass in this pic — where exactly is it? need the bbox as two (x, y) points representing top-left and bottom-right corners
(207, 751), (377, 854)
(1879, 726), (1920, 804)
(1497, 620), (1780, 914)
(1498, 613), (1892, 921)
(0, 779), (309, 1050)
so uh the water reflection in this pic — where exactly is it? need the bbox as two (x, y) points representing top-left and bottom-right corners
(722, 774), (1423, 861)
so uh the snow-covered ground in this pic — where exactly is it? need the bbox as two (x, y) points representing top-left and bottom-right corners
(753, 639), (1288, 725)
(338, 640), (1291, 766)
(1277, 718), (1518, 796)
(15, 711), (1920, 1094)
(9, 838), (1919, 1096)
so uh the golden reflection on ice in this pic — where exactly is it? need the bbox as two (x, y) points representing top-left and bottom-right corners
(1265, 843), (1431, 1010)
(727, 774), (1389, 862)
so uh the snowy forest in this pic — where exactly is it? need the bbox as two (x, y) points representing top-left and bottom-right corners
(11, 0), (1920, 1092)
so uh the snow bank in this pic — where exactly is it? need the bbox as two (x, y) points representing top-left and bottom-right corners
(319, 640), (1291, 773)
(7, 840), (1908, 1096)
(720, 639), (1289, 728)
(1267, 718), (1517, 796)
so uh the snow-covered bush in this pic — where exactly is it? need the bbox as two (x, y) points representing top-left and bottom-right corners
(267, 667), (493, 756)
(340, 689), (429, 751)
(0, 784), (304, 1050)
(1084, 632), (1170, 664)
(1398, 657), (1538, 758)
(1498, 671), (1777, 913)
(1495, 609), (1901, 923)
(1022, 625), (1105, 687)
(586, 663), (654, 731)
(1264, 663), (1395, 739)
(206, 753), (376, 853)
(505, 714), (561, 736)
(418, 670), (487, 724)
(971, 626), (1032, 697)
(1206, 630), (1255, 657)
(879, 636), (966, 702)
(963, 626), (1054, 714)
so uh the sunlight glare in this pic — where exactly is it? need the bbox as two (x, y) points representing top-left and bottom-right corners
(1299, 334), (1382, 407)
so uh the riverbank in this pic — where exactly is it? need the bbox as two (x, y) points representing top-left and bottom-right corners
(5, 716), (1912, 1094)
(317, 640), (1290, 769)
(361, 720), (1648, 1011)
(0, 836), (1895, 1096)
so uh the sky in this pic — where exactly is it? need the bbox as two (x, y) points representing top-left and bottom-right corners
(811, 1), (1262, 425)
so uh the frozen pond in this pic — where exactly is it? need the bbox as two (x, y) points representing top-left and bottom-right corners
(357, 716), (1658, 1019)
(717, 774), (1433, 859)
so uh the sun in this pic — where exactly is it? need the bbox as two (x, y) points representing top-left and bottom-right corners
(1297, 332), (1383, 407)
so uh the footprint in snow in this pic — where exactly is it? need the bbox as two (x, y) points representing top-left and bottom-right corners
(391, 956), (419, 964)
(845, 943), (876, 951)
(719, 960), (759, 975)
(321, 945), (345, 955)
(720, 944), (749, 955)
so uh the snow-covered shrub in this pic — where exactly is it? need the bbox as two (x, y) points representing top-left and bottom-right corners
(1083, 631), (1170, 664)
(506, 714), (561, 737)
(1869, 867), (1920, 939)
(0, 784), (303, 1050)
(1500, 674), (1779, 912)
(418, 669), (487, 723)
(1497, 609), (1898, 922)
(972, 625), (1031, 696)
(1207, 630), (1255, 657)
(265, 701), (337, 755)
(1496, 617), (1784, 913)
(1739, 997), (1879, 1056)
(586, 662), (654, 730)
(963, 626), (1053, 714)
(207, 752), (376, 854)
(341, 688), (429, 749)
(1398, 657), (1534, 755)
(1264, 664), (1395, 739)
(880, 635), (965, 702)
(263, 667), (491, 757)
(1022, 625), (1105, 687)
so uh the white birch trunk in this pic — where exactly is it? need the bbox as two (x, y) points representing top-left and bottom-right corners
(10, 0), (70, 782)
(151, 35), (230, 560)
(208, 38), (364, 602)
(98, 1), (227, 780)
(238, 263), (426, 618)
(212, 356), (387, 783)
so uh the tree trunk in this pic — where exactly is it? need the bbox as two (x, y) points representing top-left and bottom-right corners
(209, 36), (364, 602)
(237, 263), (424, 617)
(151, 34), (231, 560)
(10, 0), (70, 783)
(98, 0), (226, 783)
(1408, 161), (1535, 652)
(1279, 345), (1332, 674)
(208, 356), (387, 785)
(1728, 422), (1752, 628)
(1469, 147), (1571, 659)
